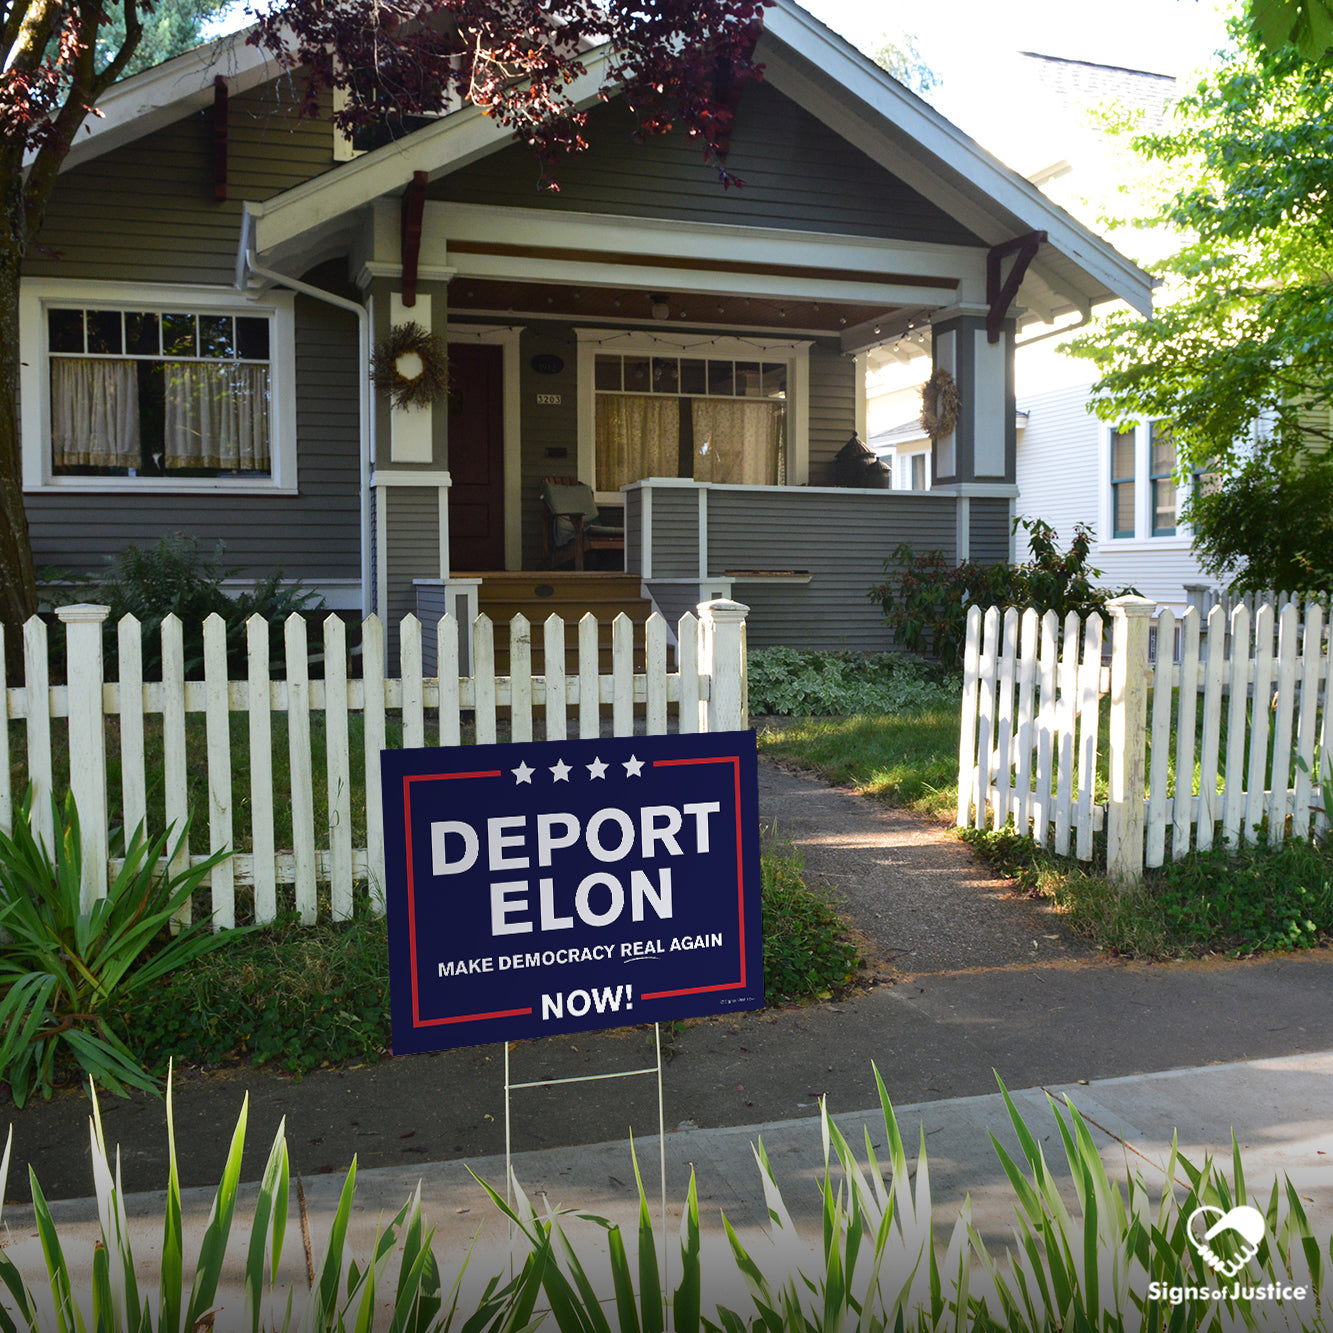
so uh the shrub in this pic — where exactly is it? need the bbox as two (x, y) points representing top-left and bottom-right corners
(760, 843), (861, 1001)
(1156, 837), (1333, 954)
(46, 533), (324, 679)
(120, 910), (392, 1076)
(868, 517), (1137, 667)
(748, 645), (956, 716)
(0, 792), (235, 1106)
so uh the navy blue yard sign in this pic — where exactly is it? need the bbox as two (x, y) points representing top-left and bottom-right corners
(382, 731), (763, 1055)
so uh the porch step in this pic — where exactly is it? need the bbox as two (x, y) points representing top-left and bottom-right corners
(459, 572), (654, 674)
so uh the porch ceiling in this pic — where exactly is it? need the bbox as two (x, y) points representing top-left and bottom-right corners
(448, 278), (901, 336)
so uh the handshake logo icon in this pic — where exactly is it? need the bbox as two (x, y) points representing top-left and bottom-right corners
(1187, 1205), (1266, 1277)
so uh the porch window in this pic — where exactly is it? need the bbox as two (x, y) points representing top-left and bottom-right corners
(47, 306), (272, 478)
(593, 353), (786, 491)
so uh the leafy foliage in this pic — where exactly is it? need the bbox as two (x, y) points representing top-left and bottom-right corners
(120, 910), (392, 1075)
(760, 843), (861, 1002)
(965, 826), (1333, 958)
(1156, 837), (1333, 953)
(4, 1066), (1324, 1331)
(250, 0), (769, 189)
(97, 0), (235, 77)
(0, 792), (235, 1106)
(1075, 26), (1333, 592)
(748, 646), (956, 716)
(869, 517), (1133, 666)
(46, 533), (324, 679)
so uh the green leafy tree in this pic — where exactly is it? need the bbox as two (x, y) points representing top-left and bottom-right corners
(98, 0), (235, 77)
(1074, 26), (1333, 592)
(871, 29), (939, 98)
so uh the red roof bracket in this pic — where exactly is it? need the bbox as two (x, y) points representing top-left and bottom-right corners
(212, 76), (228, 202)
(986, 230), (1046, 343)
(400, 171), (429, 308)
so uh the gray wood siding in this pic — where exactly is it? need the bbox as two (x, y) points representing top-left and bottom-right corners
(705, 488), (958, 650)
(969, 498), (1012, 565)
(645, 581), (703, 629)
(28, 84), (334, 284)
(385, 488), (440, 652)
(649, 488), (700, 578)
(436, 83), (981, 245)
(808, 344), (857, 486)
(27, 272), (362, 584)
(624, 489), (642, 576)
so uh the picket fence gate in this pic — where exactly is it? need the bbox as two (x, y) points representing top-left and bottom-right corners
(957, 595), (1333, 882)
(1, 600), (749, 928)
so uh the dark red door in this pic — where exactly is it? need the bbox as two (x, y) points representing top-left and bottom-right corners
(447, 343), (505, 571)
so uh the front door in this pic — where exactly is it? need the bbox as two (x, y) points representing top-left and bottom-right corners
(447, 342), (505, 570)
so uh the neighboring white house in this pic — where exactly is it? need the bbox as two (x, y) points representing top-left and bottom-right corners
(866, 52), (1221, 611)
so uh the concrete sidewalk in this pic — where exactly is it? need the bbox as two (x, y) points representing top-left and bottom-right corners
(5, 1051), (1332, 1325)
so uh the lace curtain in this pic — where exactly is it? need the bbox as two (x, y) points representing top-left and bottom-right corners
(595, 394), (680, 491)
(691, 398), (784, 486)
(165, 363), (271, 471)
(51, 359), (139, 468)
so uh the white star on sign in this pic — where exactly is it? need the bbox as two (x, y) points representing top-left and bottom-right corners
(512, 761), (534, 784)
(623, 754), (644, 777)
(550, 759), (571, 782)
(587, 757), (608, 779)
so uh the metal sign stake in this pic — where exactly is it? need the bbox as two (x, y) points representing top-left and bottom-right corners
(503, 1023), (670, 1300)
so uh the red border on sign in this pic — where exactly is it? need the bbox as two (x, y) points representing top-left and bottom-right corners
(403, 770), (534, 1029)
(640, 755), (747, 1000)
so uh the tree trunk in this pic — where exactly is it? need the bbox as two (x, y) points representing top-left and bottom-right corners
(0, 229), (39, 679)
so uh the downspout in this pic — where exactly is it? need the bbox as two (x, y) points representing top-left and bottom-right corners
(241, 246), (374, 616)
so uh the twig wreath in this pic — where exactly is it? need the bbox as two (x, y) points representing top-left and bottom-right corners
(371, 321), (450, 410)
(920, 367), (961, 439)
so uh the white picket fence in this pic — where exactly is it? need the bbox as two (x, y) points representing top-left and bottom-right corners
(1, 600), (749, 928)
(958, 596), (1333, 882)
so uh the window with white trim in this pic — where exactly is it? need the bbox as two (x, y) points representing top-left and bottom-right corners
(593, 353), (787, 490)
(21, 282), (297, 493)
(1149, 421), (1177, 536)
(48, 306), (272, 478)
(1110, 427), (1135, 538)
(575, 330), (810, 499)
(1106, 419), (1190, 541)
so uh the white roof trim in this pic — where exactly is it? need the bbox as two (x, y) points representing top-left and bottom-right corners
(759, 0), (1152, 317)
(50, 24), (281, 172)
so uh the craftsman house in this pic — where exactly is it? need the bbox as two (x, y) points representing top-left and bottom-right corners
(18, 0), (1152, 659)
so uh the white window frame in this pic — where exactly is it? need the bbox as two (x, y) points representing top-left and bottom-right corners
(575, 328), (811, 503)
(20, 279), (298, 496)
(1100, 420), (1193, 549)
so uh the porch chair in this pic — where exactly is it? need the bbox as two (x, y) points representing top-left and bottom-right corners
(539, 476), (625, 570)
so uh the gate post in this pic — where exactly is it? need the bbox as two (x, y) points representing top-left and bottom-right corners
(1106, 595), (1156, 887)
(698, 599), (749, 732)
(57, 603), (110, 910)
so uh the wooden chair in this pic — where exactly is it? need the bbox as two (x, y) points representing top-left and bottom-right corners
(539, 477), (625, 570)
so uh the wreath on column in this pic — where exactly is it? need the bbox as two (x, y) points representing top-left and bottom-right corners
(920, 367), (961, 439)
(371, 321), (450, 410)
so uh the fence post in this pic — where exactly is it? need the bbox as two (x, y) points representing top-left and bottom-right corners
(699, 598), (749, 732)
(1106, 595), (1156, 887)
(57, 603), (110, 911)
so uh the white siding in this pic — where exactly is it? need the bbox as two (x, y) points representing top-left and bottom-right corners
(1016, 381), (1217, 610)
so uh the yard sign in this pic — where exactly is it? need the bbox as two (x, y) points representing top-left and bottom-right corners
(381, 731), (763, 1054)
